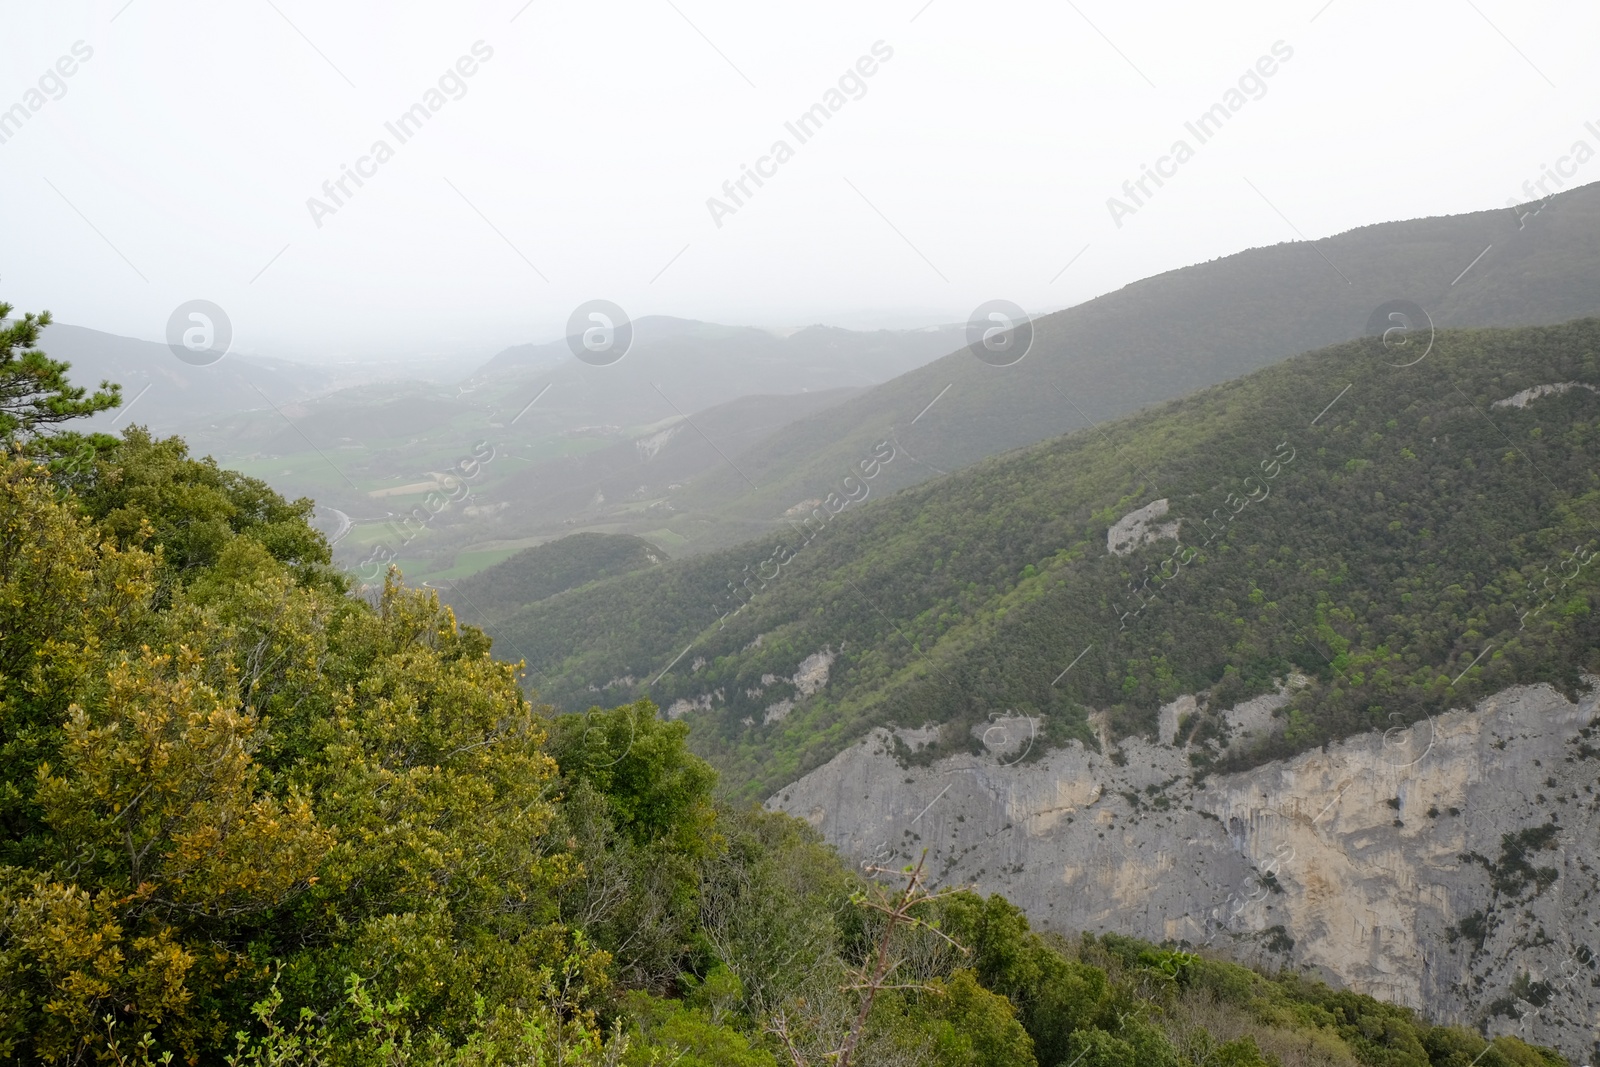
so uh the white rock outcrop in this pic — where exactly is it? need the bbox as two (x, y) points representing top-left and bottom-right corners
(1107, 498), (1181, 556)
(1492, 381), (1600, 409)
(769, 680), (1600, 1058)
(635, 422), (684, 461)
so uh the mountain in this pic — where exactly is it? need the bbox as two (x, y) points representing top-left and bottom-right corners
(470, 316), (965, 386)
(634, 180), (1600, 556)
(38, 323), (335, 433)
(467, 317), (1600, 805)
(458, 318), (967, 436)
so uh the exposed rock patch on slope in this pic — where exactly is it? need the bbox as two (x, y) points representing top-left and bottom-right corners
(670, 647), (837, 726)
(634, 421), (685, 460)
(770, 679), (1600, 1059)
(1493, 381), (1600, 409)
(1106, 498), (1180, 555)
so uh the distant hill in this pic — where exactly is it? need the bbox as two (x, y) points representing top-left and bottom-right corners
(488, 317), (1600, 799)
(472, 316), (964, 386)
(448, 317), (966, 457)
(649, 180), (1600, 555)
(447, 532), (666, 625)
(36, 323), (333, 433)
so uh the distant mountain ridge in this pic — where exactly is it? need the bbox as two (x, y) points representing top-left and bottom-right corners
(651, 180), (1600, 555)
(471, 315), (965, 385)
(38, 323), (334, 433)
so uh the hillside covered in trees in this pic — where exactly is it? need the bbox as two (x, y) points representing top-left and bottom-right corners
(0, 308), (1580, 1065)
(447, 532), (669, 628)
(624, 181), (1600, 557)
(479, 317), (1600, 798)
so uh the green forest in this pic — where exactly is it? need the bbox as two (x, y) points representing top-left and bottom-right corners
(477, 318), (1600, 798)
(0, 307), (1583, 1064)
(450, 533), (669, 628)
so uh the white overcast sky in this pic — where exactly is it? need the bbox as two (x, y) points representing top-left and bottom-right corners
(2, 0), (1597, 364)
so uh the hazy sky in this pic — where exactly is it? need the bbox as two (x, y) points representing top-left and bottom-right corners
(3, 0), (1597, 364)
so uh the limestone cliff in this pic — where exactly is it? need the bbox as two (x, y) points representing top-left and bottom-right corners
(768, 680), (1600, 1060)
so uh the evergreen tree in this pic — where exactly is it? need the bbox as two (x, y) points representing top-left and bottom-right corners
(0, 303), (121, 467)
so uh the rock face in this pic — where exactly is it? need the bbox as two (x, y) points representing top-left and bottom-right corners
(1492, 382), (1600, 409)
(768, 681), (1600, 1060)
(634, 421), (684, 461)
(1106, 498), (1181, 556)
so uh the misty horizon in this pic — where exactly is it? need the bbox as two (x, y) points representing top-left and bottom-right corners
(7, 2), (1598, 361)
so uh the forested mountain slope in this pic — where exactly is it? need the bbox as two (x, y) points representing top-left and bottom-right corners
(651, 181), (1600, 555)
(448, 531), (668, 625)
(490, 318), (1600, 799)
(2, 305), (1571, 1065)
